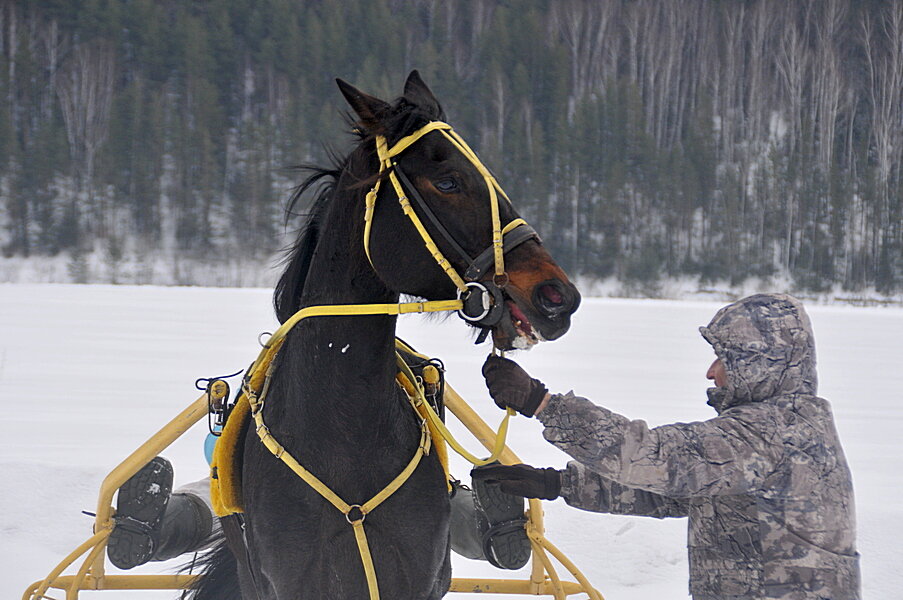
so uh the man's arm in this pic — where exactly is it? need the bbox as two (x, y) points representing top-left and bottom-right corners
(538, 392), (782, 498)
(561, 461), (688, 518)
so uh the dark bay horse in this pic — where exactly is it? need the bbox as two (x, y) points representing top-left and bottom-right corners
(191, 71), (580, 600)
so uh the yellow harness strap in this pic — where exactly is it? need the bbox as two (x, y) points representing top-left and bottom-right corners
(246, 300), (463, 377)
(437, 128), (509, 277)
(244, 347), (430, 600)
(232, 301), (477, 600)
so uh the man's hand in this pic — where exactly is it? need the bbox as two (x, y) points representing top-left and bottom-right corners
(471, 464), (561, 501)
(482, 355), (549, 417)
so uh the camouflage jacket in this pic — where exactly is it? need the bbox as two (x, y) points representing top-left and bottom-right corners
(538, 294), (860, 600)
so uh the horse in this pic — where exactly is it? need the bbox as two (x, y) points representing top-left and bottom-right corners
(190, 71), (580, 600)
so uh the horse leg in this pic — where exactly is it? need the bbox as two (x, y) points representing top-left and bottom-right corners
(426, 532), (453, 600)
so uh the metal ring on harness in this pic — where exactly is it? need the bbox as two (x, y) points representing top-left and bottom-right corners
(457, 281), (506, 330)
(345, 504), (366, 524)
(457, 282), (492, 322)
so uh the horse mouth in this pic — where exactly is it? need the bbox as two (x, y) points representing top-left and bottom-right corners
(502, 299), (543, 349)
(490, 298), (546, 351)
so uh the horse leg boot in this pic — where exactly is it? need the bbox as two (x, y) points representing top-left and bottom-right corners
(450, 478), (531, 570)
(108, 457), (214, 569)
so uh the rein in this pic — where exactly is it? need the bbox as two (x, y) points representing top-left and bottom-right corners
(243, 122), (538, 600)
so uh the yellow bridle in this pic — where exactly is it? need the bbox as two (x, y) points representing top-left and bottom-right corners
(242, 121), (537, 600)
(364, 121), (528, 292)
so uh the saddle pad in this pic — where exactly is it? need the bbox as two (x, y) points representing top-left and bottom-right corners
(210, 394), (250, 517)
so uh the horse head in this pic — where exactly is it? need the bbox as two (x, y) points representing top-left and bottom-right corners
(337, 71), (580, 351)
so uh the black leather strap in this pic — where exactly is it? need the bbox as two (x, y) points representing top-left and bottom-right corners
(393, 164), (474, 267)
(392, 162), (540, 284)
(464, 224), (540, 280)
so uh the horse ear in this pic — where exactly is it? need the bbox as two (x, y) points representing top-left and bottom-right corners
(403, 70), (443, 119)
(336, 78), (391, 133)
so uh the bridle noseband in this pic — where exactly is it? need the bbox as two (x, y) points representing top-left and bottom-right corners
(363, 121), (540, 330)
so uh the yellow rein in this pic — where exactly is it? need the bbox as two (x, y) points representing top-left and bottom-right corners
(242, 121), (528, 600)
(394, 339), (514, 466)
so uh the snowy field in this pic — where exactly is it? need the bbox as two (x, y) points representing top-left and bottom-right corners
(1, 284), (901, 599)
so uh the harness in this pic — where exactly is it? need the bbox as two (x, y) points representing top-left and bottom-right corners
(238, 121), (538, 600)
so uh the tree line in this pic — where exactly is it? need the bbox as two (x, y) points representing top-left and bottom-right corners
(1, 0), (901, 293)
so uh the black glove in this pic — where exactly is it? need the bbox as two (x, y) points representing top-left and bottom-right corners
(471, 464), (561, 501)
(482, 355), (548, 417)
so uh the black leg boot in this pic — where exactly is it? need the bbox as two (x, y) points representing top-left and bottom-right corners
(150, 492), (214, 561)
(108, 456), (174, 569)
(449, 481), (485, 560)
(108, 457), (214, 569)
(471, 472), (532, 570)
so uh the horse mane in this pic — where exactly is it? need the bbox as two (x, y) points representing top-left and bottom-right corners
(273, 97), (445, 324)
(273, 160), (339, 324)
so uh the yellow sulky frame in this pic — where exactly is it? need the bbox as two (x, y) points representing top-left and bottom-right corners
(23, 384), (603, 600)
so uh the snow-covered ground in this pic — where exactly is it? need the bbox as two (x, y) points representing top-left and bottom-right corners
(1, 284), (900, 599)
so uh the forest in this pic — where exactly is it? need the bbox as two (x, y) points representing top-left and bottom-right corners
(1, 0), (901, 294)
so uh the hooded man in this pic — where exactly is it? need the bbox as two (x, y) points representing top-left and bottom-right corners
(473, 293), (860, 600)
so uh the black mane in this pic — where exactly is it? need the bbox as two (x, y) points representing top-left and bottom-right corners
(272, 163), (338, 324)
(272, 97), (444, 324)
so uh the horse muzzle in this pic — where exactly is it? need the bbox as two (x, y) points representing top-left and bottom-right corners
(480, 278), (580, 351)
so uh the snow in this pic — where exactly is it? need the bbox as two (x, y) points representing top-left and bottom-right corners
(1, 284), (901, 599)
(5, 258), (903, 308)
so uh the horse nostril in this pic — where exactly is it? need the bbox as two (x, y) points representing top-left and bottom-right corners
(534, 281), (571, 317)
(539, 284), (564, 307)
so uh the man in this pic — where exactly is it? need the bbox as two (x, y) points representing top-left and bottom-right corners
(474, 293), (860, 600)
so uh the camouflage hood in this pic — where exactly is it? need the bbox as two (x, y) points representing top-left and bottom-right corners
(699, 293), (818, 412)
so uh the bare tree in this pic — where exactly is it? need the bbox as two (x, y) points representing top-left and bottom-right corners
(55, 39), (116, 238)
(862, 3), (903, 199)
(812, 0), (847, 172)
(551, 0), (618, 119)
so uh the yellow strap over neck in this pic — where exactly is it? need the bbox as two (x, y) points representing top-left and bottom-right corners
(247, 300), (463, 378)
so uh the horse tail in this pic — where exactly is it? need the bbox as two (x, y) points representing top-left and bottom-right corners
(182, 538), (243, 600)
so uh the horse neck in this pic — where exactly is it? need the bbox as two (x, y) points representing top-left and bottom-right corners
(273, 199), (406, 439)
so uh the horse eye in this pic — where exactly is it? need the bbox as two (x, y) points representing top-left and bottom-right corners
(434, 178), (460, 194)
